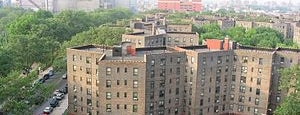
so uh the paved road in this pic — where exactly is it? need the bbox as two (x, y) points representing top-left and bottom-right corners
(51, 94), (68, 115)
(33, 72), (67, 115)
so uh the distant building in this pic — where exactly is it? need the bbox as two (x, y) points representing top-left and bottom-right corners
(272, 22), (293, 40)
(292, 23), (300, 44)
(235, 20), (254, 30)
(217, 19), (235, 30)
(137, 0), (157, 12)
(157, 0), (202, 12)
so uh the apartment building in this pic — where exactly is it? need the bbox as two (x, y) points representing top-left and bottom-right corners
(293, 23), (300, 44)
(67, 36), (299, 115)
(166, 24), (193, 32)
(122, 31), (199, 48)
(157, 0), (202, 12)
(217, 19), (235, 30)
(235, 21), (255, 30)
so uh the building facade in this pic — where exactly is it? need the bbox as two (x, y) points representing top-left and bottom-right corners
(157, 0), (202, 12)
(66, 37), (298, 115)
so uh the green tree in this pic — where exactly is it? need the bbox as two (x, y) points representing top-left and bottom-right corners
(275, 65), (300, 115)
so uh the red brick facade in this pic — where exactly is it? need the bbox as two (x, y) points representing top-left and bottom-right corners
(158, 0), (202, 12)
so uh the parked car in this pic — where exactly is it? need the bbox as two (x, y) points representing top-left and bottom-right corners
(48, 70), (54, 76)
(62, 74), (67, 79)
(55, 93), (65, 100)
(38, 78), (46, 83)
(43, 107), (53, 114)
(43, 74), (50, 80)
(49, 98), (59, 107)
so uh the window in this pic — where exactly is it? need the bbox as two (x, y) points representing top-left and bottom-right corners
(133, 68), (138, 76)
(124, 92), (127, 97)
(150, 81), (154, 88)
(96, 90), (99, 97)
(257, 78), (261, 85)
(229, 104), (234, 110)
(176, 88), (179, 95)
(225, 65), (229, 72)
(133, 104), (138, 112)
(240, 85), (246, 93)
(159, 100), (164, 107)
(151, 60), (155, 66)
(254, 108), (258, 115)
(133, 92), (138, 101)
(280, 57), (285, 63)
(259, 58), (263, 65)
(87, 99), (92, 106)
(133, 80), (138, 88)
(234, 55), (237, 61)
(238, 105), (244, 112)
(226, 55), (230, 62)
(73, 65), (77, 71)
(240, 76), (246, 84)
(239, 95), (245, 103)
(217, 66), (221, 73)
(217, 56), (222, 64)
(117, 104), (120, 109)
(86, 68), (91, 74)
(125, 68), (127, 73)
(159, 90), (165, 97)
(203, 57), (206, 65)
(232, 65), (236, 72)
(86, 57), (91, 64)
(106, 92), (111, 100)
(72, 55), (77, 61)
(230, 94), (234, 100)
(106, 104), (111, 112)
(117, 80), (120, 85)
(116, 92), (119, 97)
(241, 66), (248, 73)
(177, 57), (181, 64)
(256, 89), (260, 95)
(258, 68), (262, 74)
(106, 80), (111, 88)
(86, 78), (92, 85)
(191, 57), (195, 64)
(150, 70), (155, 78)
(232, 75), (236, 82)
(124, 80), (127, 85)
(231, 84), (235, 91)
(87, 88), (92, 95)
(242, 56), (248, 63)
(176, 67), (180, 75)
(106, 67), (111, 75)
(255, 98), (260, 105)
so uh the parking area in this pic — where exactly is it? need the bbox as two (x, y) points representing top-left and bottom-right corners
(33, 72), (67, 115)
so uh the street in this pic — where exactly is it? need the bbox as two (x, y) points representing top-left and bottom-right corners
(33, 71), (67, 115)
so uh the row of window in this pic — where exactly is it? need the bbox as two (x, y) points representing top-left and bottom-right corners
(106, 92), (138, 101)
(106, 104), (138, 112)
(106, 67), (139, 76)
(72, 66), (98, 75)
(72, 55), (92, 64)
(106, 80), (138, 88)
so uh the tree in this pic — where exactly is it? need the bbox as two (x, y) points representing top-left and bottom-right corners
(275, 65), (300, 115)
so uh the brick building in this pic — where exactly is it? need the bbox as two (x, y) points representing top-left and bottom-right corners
(66, 36), (298, 115)
(157, 0), (202, 12)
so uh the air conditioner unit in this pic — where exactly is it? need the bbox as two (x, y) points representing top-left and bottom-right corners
(133, 98), (138, 101)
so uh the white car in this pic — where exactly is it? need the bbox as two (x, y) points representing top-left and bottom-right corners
(43, 107), (53, 114)
(62, 74), (67, 79)
(55, 93), (65, 100)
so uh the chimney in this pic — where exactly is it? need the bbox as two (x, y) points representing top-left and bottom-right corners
(223, 37), (230, 51)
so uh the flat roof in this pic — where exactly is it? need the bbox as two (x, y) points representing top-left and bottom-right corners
(70, 45), (111, 52)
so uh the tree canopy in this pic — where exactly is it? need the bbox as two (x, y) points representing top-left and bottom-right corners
(275, 65), (300, 115)
(193, 23), (297, 48)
